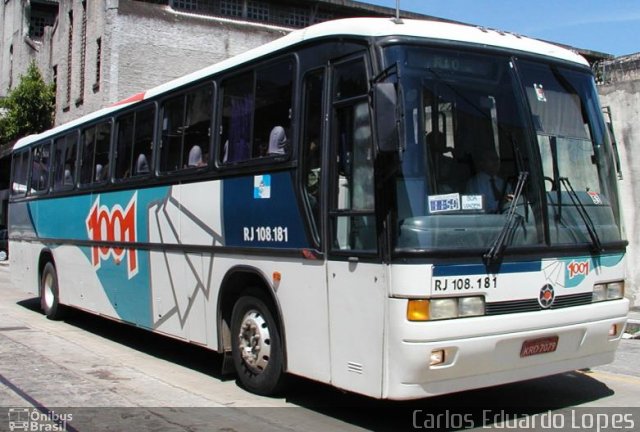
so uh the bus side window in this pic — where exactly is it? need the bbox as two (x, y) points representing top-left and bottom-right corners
(30, 143), (51, 193)
(254, 60), (293, 158)
(160, 84), (212, 172)
(219, 58), (293, 164)
(53, 132), (78, 190)
(79, 121), (111, 186)
(10, 151), (29, 196)
(115, 105), (156, 179)
(115, 113), (135, 179)
(220, 72), (252, 164)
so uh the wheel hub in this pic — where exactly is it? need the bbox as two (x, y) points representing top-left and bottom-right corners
(238, 310), (271, 373)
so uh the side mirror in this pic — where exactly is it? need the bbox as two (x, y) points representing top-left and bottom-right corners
(373, 82), (400, 153)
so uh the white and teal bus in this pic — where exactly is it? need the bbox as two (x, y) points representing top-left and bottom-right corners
(9, 18), (628, 400)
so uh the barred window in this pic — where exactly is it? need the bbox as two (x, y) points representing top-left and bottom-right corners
(220, 0), (242, 17)
(173, 0), (198, 10)
(285, 7), (309, 28)
(314, 11), (334, 24)
(247, 1), (269, 21)
(29, 4), (57, 39)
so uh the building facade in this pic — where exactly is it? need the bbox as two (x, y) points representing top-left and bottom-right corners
(598, 54), (640, 307)
(0, 0), (429, 126)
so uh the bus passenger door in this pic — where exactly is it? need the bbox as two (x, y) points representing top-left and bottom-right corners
(326, 56), (386, 398)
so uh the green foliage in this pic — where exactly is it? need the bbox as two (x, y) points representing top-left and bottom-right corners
(0, 61), (55, 144)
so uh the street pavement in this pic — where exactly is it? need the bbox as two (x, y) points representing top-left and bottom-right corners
(0, 261), (639, 431)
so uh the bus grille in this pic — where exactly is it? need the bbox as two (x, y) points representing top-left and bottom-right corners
(485, 292), (594, 315)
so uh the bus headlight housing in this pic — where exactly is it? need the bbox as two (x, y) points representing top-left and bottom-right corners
(606, 281), (624, 299)
(593, 281), (624, 302)
(407, 296), (485, 321)
(459, 296), (486, 317)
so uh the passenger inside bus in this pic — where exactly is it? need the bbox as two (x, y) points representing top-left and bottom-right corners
(267, 126), (288, 155)
(187, 145), (206, 167)
(135, 153), (149, 175)
(466, 148), (509, 213)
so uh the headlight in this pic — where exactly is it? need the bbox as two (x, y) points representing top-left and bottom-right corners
(606, 281), (624, 299)
(593, 284), (607, 302)
(407, 296), (485, 321)
(593, 281), (624, 302)
(459, 296), (486, 317)
(430, 298), (458, 320)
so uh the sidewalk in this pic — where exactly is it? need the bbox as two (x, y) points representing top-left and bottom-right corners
(626, 306), (640, 336)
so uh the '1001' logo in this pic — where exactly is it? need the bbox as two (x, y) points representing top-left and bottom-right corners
(86, 193), (138, 279)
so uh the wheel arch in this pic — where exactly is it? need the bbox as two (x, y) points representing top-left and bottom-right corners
(217, 265), (288, 370)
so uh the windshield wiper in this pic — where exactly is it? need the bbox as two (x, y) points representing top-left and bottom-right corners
(483, 171), (529, 266)
(558, 177), (603, 252)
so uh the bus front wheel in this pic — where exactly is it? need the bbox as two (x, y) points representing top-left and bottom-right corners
(230, 290), (285, 395)
(40, 262), (65, 320)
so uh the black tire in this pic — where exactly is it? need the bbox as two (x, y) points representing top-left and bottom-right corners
(40, 262), (65, 320)
(230, 289), (285, 395)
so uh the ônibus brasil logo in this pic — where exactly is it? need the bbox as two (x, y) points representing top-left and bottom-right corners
(86, 193), (138, 279)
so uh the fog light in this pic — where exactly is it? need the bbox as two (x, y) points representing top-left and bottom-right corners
(593, 284), (607, 302)
(609, 324), (618, 337)
(407, 299), (430, 321)
(430, 298), (458, 320)
(430, 349), (445, 366)
(606, 281), (624, 299)
(459, 296), (485, 317)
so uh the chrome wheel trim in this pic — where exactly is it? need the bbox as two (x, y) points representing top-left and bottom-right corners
(237, 309), (271, 373)
(43, 272), (55, 310)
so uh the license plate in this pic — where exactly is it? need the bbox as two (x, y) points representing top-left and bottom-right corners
(520, 336), (559, 357)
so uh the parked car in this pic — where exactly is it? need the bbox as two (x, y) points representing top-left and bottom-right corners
(0, 227), (8, 261)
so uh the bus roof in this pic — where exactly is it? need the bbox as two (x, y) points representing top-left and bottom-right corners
(13, 17), (588, 151)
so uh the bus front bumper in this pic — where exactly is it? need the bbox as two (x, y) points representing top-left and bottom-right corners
(384, 298), (629, 400)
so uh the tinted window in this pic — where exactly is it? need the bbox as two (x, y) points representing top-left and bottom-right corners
(11, 151), (29, 196)
(53, 132), (78, 190)
(160, 84), (212, 172)
(79, 121), (111, 185)
(115, 105), (155, 179)
(220, 59), (293, 164)
(30, 143), (51, 193)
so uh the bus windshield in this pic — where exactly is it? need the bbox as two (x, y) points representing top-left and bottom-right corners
(384, 45), (623, 253)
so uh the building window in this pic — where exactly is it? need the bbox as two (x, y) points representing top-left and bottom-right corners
(173, 0), (198, 10)
(77, 1), (87, 105)
(29, 1), (58, 39)
(65, 11), (73, 109)
(94, 38), (101, 92)
(8, 44), (13, 90)
(220, 0), (242, 17)
(285, 7), (309, 28)
(247, 1), (269, 21)
(314, 10), (334, 24)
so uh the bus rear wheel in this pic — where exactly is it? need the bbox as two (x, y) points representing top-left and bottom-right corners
(40, 262), (65, 320)
(230, 290), (285, 395)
